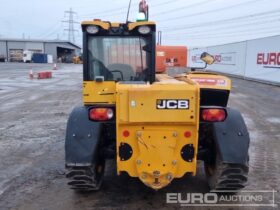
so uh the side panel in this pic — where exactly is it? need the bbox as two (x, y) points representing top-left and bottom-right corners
(65, 106), (103, 165)
(83, 81), (116, 105)
(213, 108), (250, 165)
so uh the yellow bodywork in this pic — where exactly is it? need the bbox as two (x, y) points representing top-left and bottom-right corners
(81, 19), (231, 190)
(116, 80), (200, 189)
(82, 72), (231, 104)
(83, 81), (116, 105)
(83, 72), (230, 190)
(83, 73), (231, 189)
(83, 77), (200, 189)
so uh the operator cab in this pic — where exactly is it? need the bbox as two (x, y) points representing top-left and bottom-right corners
(82, 20), (156, 83)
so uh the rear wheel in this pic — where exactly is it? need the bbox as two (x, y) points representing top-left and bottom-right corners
(66, 159), (105, 192)
(204, 153), (248, 191)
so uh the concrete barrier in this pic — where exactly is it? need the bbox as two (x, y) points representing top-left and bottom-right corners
(37, 71), (52, 79)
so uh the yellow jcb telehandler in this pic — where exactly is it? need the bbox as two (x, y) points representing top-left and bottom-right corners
(65, 2), (249, 191)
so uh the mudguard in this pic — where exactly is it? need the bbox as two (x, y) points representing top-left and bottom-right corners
(212, 108), (250, 165)
(65, 106), (103, 166)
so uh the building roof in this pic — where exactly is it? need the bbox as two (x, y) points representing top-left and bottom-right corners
(0, 38), (81, 49)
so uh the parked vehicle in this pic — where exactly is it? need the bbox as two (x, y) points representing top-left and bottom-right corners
(0, 55), (5, 62)
(23, 51), (33, 63)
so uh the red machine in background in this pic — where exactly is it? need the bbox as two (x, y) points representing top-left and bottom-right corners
(156, 45), (188, 73)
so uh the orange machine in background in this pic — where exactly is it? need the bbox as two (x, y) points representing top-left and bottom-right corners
(156, 45), (188, 73)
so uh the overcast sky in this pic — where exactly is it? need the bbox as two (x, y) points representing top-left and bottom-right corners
(0, 0), (280, 47)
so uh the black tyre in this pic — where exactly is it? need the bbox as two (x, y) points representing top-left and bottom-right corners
(66, 158), (105, 192)
(204, 153), (249, 191)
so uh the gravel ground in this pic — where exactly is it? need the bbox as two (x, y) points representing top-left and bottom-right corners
(0, 63), (279, 210)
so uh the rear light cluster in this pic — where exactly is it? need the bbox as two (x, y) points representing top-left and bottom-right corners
(201, 108), (226, 122)
(89, 108), (114, 121)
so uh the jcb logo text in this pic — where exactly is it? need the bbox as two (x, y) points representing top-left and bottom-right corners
(157, 99), (189, 109)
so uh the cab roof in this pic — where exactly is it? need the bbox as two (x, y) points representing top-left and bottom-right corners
(81, 20), (156, 31)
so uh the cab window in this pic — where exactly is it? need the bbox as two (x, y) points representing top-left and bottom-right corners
(88, 36), (149, 81)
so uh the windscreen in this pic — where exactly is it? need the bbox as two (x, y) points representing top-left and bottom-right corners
(88, 36), (149, 81)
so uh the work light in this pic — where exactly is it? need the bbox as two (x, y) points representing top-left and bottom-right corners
(138, 25), (151, 34)
(86, 25), (99, 34)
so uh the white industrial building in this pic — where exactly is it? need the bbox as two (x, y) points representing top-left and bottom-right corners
(0, 38), (81, 63)
(188, 35), (280, 85)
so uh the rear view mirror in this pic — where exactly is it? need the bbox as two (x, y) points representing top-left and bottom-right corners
(200, 52), (215, 65)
